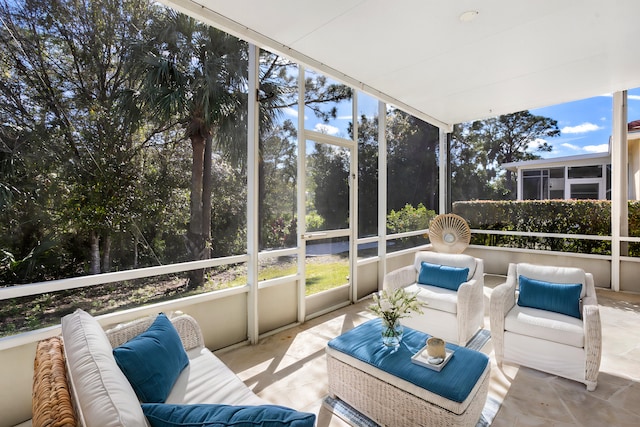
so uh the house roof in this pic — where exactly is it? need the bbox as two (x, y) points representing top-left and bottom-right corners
(161, 0), (640, 129)
(501, 152), (611, 172)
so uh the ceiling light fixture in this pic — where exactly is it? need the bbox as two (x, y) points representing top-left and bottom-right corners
(459, 10), (479, 22)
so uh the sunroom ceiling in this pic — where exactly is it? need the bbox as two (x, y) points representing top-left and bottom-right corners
(161, 0), (640, 129)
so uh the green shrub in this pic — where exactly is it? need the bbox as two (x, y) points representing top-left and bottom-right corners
(386, 203), (436, 249)
(453, 200), (617, 255)
(387, 203), (436, 234)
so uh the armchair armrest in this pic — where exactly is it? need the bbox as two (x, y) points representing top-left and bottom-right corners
(490, 277), (516, 318)
(457, 279), (477, 305)
(583, 304), (602, 390)
(383, 265), (416, 291)
(489, 275), (516, 365)
(456, 278), (485, 344)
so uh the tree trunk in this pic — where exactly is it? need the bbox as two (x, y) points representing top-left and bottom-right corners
(258, 137), (265, 249)
(187, 132), (206, 288)
(133, 233), (139, 269)
(101, 233), (111, 273)
(202, 134), (213, 259)
(506, 169), (515, 199)
(89, 230), (100, 275)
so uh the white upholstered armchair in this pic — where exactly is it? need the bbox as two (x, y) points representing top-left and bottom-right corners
(383, 251), (484, 346)
(490, 263), (602, 391)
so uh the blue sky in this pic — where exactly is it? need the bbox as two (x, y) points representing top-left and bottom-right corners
(531, 87), (640, 159)
(284, 79), (640, 160)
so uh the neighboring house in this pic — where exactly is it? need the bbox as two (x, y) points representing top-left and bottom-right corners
(502, 120), (640, 200)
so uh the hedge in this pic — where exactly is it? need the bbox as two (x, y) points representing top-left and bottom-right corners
(452, 200), (640, 256)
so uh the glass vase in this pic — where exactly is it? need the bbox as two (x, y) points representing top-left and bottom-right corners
(381, 319), (403, 348)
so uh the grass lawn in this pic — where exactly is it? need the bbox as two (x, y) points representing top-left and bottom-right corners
(1, 255), (351, 337)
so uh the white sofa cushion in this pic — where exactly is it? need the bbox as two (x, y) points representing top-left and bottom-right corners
(413, 251), (476, 280)
(405, 283), (458, 314)
(165, 347), (268, 406)
(61, 309), (148, 427)
(516, 263), (587, 298)
(505, 305), (585, 348)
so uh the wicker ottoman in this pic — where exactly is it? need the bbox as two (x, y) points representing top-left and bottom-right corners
(326, 319), (490, 427)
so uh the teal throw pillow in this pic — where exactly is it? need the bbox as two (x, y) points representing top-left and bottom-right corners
(418, 261), (469, 291)
(113, 313), (189, 403)
(517, 275), (582, 319)
(141, 403), (317, 427)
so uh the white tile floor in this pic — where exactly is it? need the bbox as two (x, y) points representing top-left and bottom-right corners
(217, 276), (640, 426)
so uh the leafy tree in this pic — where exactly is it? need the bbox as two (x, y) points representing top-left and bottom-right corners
(257, 56), (352, 246)
(351, 114), (379, 238)
(452, 111), (560, 200)
(308, 143), (349, 229)
(386, 109), (440, 212)
(260, 120), (297, 249)
(127, 9), (249, 287)
(450, 121), (498, 201)
(0, 0), (162, 277)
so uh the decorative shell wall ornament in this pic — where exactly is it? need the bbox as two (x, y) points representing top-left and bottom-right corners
(428, 213), (471, 254)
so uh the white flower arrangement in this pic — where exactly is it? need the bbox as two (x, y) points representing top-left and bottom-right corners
(369, 287), (427, 328)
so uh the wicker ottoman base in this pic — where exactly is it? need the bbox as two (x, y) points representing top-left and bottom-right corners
(326, 350), (489, 427)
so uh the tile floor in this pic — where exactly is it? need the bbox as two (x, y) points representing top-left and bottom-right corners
(217, 275), (640, 426)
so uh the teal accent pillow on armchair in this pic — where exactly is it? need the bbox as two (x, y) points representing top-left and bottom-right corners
(517, 275), (582, 319)
(418, 261), (469, 291)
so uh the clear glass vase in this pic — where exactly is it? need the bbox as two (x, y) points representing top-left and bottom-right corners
(381, 319), (403, 348)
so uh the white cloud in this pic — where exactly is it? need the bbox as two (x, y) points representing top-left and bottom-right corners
(527, 138), (547, 150)
(561, 142), (581, 151)
(314, 123), (340, 135)
(283, 107), (298, 118)
(583, 144), (609, 153)
(561, 122), (603, 134)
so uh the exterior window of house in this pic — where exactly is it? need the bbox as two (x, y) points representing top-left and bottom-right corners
(522, 169), (549, 199)
(522, 167), (565, 200)
(549, 167), (565, 199)
(570, 183), (600, 199)
(568, 165), (602, 179)
(606, 165), (612, 200)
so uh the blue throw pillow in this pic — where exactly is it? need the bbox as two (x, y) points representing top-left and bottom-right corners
(418, 261), (469, 291)
(141, 403), (317, 427)
(517, 275), (582, 319)
(113, 313), (189, 403)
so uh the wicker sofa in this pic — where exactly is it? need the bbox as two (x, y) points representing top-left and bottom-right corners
(31, 309), (315, 427)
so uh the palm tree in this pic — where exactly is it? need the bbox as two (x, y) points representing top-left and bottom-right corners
(129, 9), (249, 288)
(128, 8), (353, 287)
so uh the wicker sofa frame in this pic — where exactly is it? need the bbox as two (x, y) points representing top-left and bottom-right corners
(31, 314), (205, 427)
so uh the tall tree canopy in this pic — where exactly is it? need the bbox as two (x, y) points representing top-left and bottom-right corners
(0, 0), (165, 277)
(386, 109), (440, 211)
(451, 111), (560, 200)
(127, 9), (249, 287)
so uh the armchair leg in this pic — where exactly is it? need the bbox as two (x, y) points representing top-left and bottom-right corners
(586, 380), (597, 392)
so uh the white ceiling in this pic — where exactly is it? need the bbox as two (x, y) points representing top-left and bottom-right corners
(161, 0), (640, 129)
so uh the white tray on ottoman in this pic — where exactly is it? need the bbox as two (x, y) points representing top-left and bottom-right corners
(326, 319), (490, 427)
